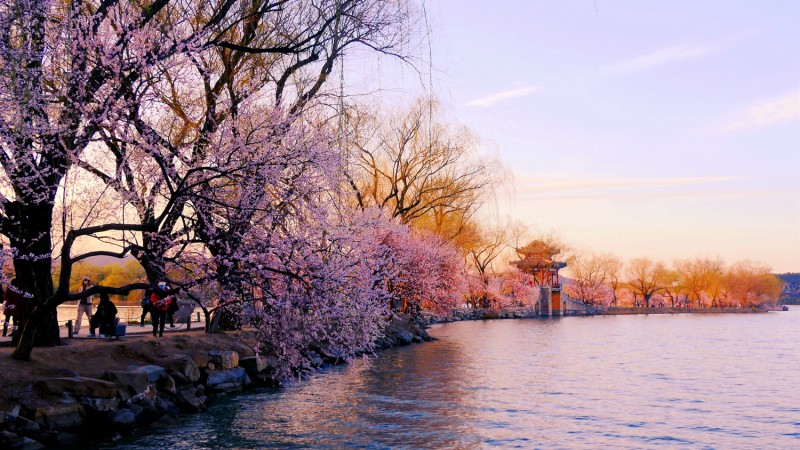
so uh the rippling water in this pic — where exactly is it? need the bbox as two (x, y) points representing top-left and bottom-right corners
(114, 309), (800, 449)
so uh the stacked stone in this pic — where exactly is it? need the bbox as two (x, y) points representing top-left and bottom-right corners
(0, 348), (268, 448)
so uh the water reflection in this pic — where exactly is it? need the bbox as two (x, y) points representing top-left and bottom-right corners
(114, 310), (800, 449)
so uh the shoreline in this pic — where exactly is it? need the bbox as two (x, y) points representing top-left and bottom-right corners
(422, 305), (777, 325)
(0, 306), (784, 448)
(0, 313), (431, 449)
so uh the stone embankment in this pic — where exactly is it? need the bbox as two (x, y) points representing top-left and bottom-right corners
(422, 307), (538, 325)
(0, 313), (430, 449)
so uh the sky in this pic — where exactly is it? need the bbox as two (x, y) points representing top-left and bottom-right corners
(348, 0), (800, 273)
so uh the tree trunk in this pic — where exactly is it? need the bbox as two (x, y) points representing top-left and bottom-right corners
(9, 202), (59, 360)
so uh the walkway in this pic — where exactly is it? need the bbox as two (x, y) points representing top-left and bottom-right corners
(0, 315), (205, 345)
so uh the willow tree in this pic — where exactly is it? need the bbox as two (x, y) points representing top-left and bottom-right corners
(348, 98), (502, 243)
(626, 258), (670, 308)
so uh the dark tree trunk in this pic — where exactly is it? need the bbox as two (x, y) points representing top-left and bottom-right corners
(9, 202), (60, 360)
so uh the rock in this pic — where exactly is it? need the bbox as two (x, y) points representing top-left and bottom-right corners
(108, 408), (137, 429)
(209, 350), (239, 370)
(250, 372), (277, 387)
(5, 436), (45, 450)
(314, 342), (346, 362)
(213, 381), (241, 393)
(28, 403), (85, 429)
(12, 415), (40, 433)
(33, 377), (118, 398)
(129, 396), (160, 425)
(176, 386), (206, 413)
(239, 356), (268, 377)
(80, 397), (120, 414)
(203, 367), (250, 393)
(154, 397), (179, 416)
(157, 354), (201, 385)
(55, 432), (83, 446)
(51, 368), (80, 378)
(1, 431), (18, 441)
(8, 405), (21, 417)
(104, 365), (176, 400)
(192, 351), (212, 369)
(308, 352), (324, 368)
(395, 329), (414, 345)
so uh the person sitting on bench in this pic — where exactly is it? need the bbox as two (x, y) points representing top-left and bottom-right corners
(89, 292), (117, 338)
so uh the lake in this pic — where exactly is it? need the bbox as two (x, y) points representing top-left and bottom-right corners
(113, 309), (800, 449)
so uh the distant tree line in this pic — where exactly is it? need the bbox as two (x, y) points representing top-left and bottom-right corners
(563, 255), (784, 309)
(776, 273), (800, 305)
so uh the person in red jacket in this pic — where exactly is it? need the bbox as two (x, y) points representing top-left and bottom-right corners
(149, 281), (174, 338)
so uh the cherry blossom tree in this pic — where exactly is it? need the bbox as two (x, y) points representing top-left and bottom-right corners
(369, 215), (466, 315)
(1, 0), (414, 360)
(0, 0), (218, 357)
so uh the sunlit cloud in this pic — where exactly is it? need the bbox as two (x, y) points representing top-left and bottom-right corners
(721, 89), (800, 132)
(465, 85), (541, 107)
(598, 42), (723, 77)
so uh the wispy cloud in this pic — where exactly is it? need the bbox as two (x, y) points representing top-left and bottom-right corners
(466, 85), (541, 107)
(518, 175), (739, 195)
(722, 89), (800, 132)
(598, 42), (723, 77)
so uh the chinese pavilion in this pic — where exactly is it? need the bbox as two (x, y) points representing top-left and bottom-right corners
(510, 240), (567, 316)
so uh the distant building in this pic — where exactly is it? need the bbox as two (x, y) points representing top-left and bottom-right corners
(510, 240), (567, 316)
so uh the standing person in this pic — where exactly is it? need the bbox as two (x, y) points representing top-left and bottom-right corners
(166, 287), (179, 328)
(149, 281), (173, 338)
(2, 278), (23, 337)
(74, 276), (95, 335)
(140, 287), (152, 327)
(89, 292), (117, 337)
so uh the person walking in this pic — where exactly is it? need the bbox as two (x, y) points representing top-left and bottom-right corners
(2, 279), (23, 337)
(140, 288), (152, 327)
(149, 282), (173, 337)
(75, 276), (95, 335)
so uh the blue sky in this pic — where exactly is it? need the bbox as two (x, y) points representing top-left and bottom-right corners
(348, 1), (800, 272)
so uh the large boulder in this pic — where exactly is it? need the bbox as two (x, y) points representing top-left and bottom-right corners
(192, 351), (212, 369)
(33, 377), (118, 398)
(202, 367), (250, 394)
(157, 355), (201, 385)
(9, 415), (39, 433)
(103, 365), (176, 400)
(238, 356), (268, 377)
(208, 350), (239, 370)
(175, 386), (207, 413)
(26, 403), (85, 429)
